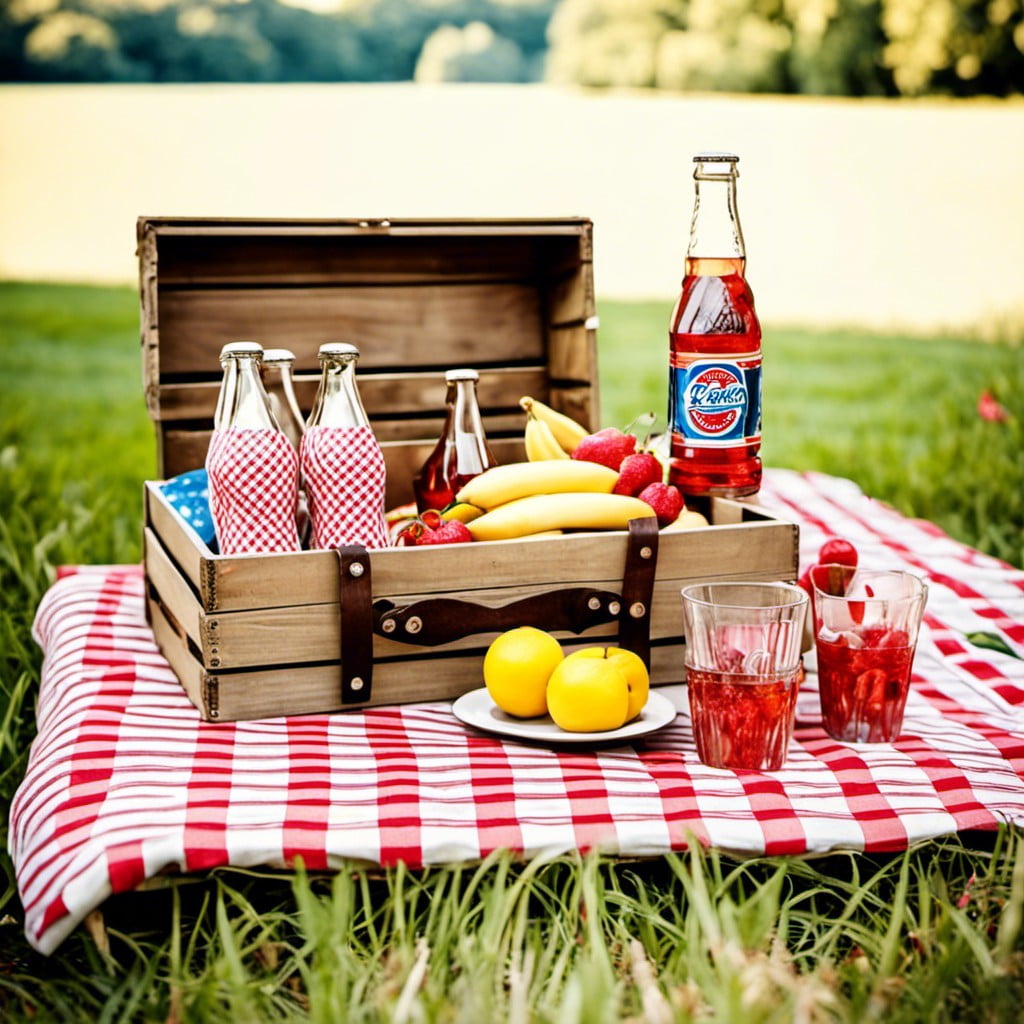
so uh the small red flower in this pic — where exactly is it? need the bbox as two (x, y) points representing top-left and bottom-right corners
(978, 390), (1010, 423)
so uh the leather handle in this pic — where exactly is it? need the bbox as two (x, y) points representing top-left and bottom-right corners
(371, 517), (660, 663)
(374, 587), (625, 648)
(338, 546), (373, 704)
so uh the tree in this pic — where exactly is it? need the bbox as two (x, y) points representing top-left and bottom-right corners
(881, 0), (1024, 95)
(415, 21), (531, 82)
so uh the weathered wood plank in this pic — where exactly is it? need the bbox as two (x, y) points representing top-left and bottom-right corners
(152, 367), (549, 422)
(156, 504), (796, 613)
(144, 526), (202, 646)
(144, 483), (210, 594)
(156, 284), (544, 377)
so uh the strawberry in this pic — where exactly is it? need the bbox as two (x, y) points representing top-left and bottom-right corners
(396, 513), (472, 546)
(613, 451), (663, 496)
(418, 520), (472, 545)
(818, 538), (858, 568)
(638, 482), (683, 527)
(572, 428), (636, 471)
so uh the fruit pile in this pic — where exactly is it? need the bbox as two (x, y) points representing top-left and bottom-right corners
(397, 397), (708, 545)
(482, 626), (650, 733)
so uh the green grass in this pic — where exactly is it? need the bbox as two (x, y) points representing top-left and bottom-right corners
(1, 281), (1023, 1021)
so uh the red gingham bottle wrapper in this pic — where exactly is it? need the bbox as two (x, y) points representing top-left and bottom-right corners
(301, 425), (390, 550)
(206, 428), (302, 554)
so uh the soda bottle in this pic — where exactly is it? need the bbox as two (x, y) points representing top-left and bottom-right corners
(206, 341), (302, 554)
(413, 368), (497, 513)
(261, 348), (306, 452)
(301, 342), (390, 550)
(668, 152), (762, 499)
(262, 347), (311, 545)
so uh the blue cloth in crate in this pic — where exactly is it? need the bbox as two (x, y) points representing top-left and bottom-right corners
(159, 469), (217, 550)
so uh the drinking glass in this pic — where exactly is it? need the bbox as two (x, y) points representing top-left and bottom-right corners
(681, 582), (809, 770)
(811, 567), (928, 743)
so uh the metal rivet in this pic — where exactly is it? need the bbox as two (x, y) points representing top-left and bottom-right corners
(349, 562), (365, 578)
(640, 546), (653, 560)
(406, 616), (422, 634)
(381, 618), (396, 634)
(210, 657), (220, 667)
(209, 708), (219, 719)
(630, 602), (646, 619)
(208, 620), (219, 631)
(350, 676), (365, 691)
(608, 601), (621, 616)
(587, 597), (601, 611)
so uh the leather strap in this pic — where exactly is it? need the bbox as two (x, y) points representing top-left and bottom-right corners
(617, 517), (660, 669)
(372, 517), (660, 666)
(374, 587), (624, 647)
(338, 546), (373, 705)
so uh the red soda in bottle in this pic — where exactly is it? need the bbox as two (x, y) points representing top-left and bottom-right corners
(668, 152), (762, 499)
(413, 368), (496, 513)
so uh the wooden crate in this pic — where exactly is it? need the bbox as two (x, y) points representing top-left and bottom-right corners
(138, 216), (799, 722)
(138, 216), (600, 509)
(144, 483), (798, 721)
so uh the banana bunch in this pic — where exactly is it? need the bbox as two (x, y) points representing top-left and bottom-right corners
(520, 396), (589, 461)
(453, 460), (656, 542)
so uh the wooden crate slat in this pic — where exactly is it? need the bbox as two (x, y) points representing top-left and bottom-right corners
(152, 367), (547, 423)
(547, 323), (597, 385)
(144, 484), (209, 598)
(156, 284), (544, 377)
(143, 220), (589, 287)
(143, 483), (795, 614)
(143, 527), (202, 645)
(164, 566), (789, 672)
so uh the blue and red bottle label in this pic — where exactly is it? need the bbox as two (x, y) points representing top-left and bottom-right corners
(669, 356), (762, 446)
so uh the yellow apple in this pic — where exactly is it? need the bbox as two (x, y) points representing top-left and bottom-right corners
(546, 655), (630, 733)
(564, 646), (650, 721)
(660, 509), (709, 532)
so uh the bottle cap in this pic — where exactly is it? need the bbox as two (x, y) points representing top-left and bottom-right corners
(219, 341), (263, 362)
(693, 151), (739, 163)
(262, 348), (296, 366)
(445, 368), (479, 383)
(318, 342), (360, 362)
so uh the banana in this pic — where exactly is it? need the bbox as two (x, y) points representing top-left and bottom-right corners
(467, 492), (656, 542)
(456, 460), (618, 510)
(440, 501), (485, 524)
(519, 396), (589, 454)
(524, 414), (570, 461)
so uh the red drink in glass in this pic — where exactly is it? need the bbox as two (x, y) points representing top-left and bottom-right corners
(687, 666), (801, 771)
(815, 627), (914, 743)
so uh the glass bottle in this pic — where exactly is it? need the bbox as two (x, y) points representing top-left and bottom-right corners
(261, 348), (306, 452)
(413, 368), (497, 513)
(262, 347), (311, 545)
(206, 341), (302, 554)
(300, 342), (389, 550)
(668, 152), (762, 500)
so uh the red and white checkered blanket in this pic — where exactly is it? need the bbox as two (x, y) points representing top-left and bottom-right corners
(10, 470), (1024, 954)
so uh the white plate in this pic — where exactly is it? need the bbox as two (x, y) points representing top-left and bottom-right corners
(451, 688), (678, 746)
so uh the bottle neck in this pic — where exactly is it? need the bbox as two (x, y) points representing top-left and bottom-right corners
(686, 173), (746, 269)
(264, 362), (306, 447)
(217, 355), (279, 431)
(449, 378), (486, 438)
(308, 356), (369, 429)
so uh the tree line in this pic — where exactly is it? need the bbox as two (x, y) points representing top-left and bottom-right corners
(1, 0), (1022, 97)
